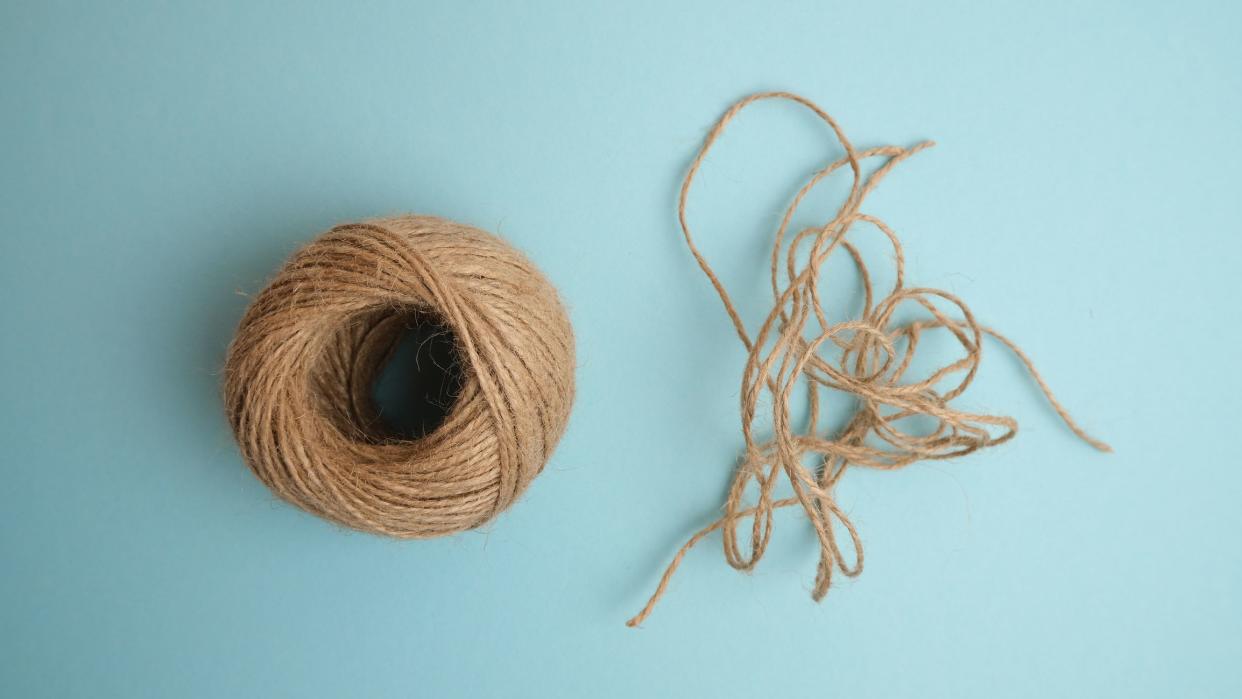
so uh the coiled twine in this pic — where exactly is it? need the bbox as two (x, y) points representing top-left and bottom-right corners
(223, 215), (575, 537)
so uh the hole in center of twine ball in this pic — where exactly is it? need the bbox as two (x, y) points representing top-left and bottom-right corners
(370, 310), (465, 440)
(311, 306), (467, 445)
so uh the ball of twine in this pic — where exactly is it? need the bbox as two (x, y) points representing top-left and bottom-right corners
(223, 215), (575, 538)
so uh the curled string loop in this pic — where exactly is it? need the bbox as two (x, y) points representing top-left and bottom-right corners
(627, 92), (1109, 627)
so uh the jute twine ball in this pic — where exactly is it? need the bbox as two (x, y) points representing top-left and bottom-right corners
(223, 215), (575, 537)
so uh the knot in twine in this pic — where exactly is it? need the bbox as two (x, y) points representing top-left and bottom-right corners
(627, 92), (1109, 627)
(224, 215), (575, 538)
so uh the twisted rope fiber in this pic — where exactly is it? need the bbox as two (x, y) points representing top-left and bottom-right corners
(224, 216), (575, 537)
(627, 92), (1110, 626)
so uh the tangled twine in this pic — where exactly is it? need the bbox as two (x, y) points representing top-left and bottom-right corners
(626, 92), (1109, 627)
(224, 215), (575, 538)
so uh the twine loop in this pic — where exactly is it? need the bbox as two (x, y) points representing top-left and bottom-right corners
(627, 92), (1108, 626)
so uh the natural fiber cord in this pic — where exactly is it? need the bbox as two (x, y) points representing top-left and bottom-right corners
(626, 92), (1109, 627)
(224, 215), (575, 538)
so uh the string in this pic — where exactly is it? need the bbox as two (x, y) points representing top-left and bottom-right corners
(626, 92), (1109, 627)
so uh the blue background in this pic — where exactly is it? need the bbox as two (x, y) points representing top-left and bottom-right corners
(2, 1), (1239, 696)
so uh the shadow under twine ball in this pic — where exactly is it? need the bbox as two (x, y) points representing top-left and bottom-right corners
(223, 215), (575, 537)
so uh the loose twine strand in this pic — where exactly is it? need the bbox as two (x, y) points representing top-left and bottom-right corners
(626, 92), (1110, 627)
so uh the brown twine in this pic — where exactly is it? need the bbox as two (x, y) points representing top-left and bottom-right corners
(223, 215), (575, 537)
(626, 92), (1110, 627)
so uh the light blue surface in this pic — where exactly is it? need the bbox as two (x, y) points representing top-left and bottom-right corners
(2, 1), (1239, 696)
